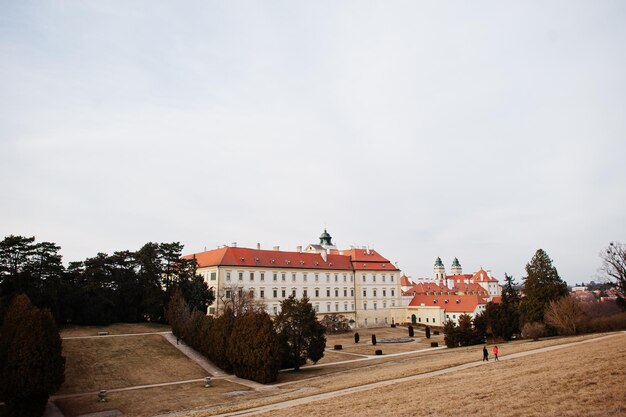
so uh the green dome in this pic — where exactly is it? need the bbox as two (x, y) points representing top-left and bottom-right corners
(434, 257), (444, 267)
(319, 228), (333, 246)
(452, 257), (461, 267)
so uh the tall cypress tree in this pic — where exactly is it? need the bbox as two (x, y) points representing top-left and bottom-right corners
(0, 294), (65, 417)
(520, 249), (568, 325)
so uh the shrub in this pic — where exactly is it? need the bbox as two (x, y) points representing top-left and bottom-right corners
(334, 344), (343, 350)
(431, 342), (439, 347)
(443, 320), (459, 348)
(391, 324), (396, 328)
(354, 332), (360, 343)
(408, 325), (414, 337)
(578, 311), (626, 333)
(544, 296), (583, 336)
(371, 334), (377, 345)
(320, 314), (351, 334)
(425, 326), (431, 339)
(375, 349), (383, 355)
(521, 322), (547, 341)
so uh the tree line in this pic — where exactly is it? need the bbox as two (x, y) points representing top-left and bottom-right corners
(0, 235), (214, 325)
(444, 248), (626, 348)
(166, 290), (326, 383)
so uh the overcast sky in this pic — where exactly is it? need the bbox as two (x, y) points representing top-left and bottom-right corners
(1, 1), (625, 285)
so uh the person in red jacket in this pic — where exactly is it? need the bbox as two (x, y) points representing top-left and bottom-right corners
(493, 345), (499, 361)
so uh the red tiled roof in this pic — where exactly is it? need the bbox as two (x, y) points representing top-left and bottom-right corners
(400, 275), (413, 286)
(491, 296), (502, 304)
(185, 247), (354, 271)
(472, 269), (498, 282)
(408, 294), (487, 312)
(408, 283), (449, 294)
(332, 248), (399, 271)
(451, 282), (487, 294)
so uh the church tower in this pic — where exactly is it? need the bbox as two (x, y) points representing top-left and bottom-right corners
(434, 257), (446, 282)
(451, 257), (462, 275)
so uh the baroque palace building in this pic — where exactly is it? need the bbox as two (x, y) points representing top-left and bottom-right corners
(185, 230), (402, 327)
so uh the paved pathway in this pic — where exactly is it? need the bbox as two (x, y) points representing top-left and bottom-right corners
(62, 332), (171, 340)
(197, 332), (625, 417)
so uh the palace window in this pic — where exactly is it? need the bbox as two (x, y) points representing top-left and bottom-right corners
(239, 272), (243, 281)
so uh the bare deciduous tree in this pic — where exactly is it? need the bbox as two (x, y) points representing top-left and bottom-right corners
(544, 296), (583, 335)
(218, 283), (266, 315)
(600, 242), (626, 294)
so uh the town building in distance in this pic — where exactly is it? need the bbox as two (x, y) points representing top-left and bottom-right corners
(185, 230), (402, 327)
(398, 257), (503, 326)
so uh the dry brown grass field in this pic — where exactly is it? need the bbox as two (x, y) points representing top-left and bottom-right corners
(250, 332), (626, 417)
(58, 334), (207, 394)
(55, 326), (625, 417)
(60, 322), (170, 337)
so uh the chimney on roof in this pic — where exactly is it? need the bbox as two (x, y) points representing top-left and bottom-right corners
(231, 242), (237, 248)
(297, 246), (302, 253)
(257, 243), (261, 250)
(366, 245), (371, 255)
(273, 246), (280, 251)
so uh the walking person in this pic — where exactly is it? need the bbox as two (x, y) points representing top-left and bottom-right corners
(493, 345), (499, 361)
(482, 345), (489, 361)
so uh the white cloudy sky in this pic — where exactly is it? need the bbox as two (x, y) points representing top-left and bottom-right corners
(1, 1), (625, 285)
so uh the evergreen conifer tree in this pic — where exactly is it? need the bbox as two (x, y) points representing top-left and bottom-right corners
(0, 294), (65, 417)
(520, 249), (568, 325)
(275, 296), (326, 370)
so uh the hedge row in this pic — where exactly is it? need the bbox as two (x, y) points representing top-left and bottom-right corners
(165, 290), (280, 383)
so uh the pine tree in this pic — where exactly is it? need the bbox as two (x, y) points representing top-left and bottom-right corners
(520, 249), (568, 325)
(275, 296), (326, 370)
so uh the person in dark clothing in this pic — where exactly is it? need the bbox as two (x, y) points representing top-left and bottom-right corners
(483, 345), (489, 361)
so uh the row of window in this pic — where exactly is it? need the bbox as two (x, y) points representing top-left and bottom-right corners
(213, 270), (398, 284)
(361, 274), (395, 283)
(224, 287), (399, 300)
(362, 300), (395, 310)
(362, 288), (395, 297)
(417, 317), (437, 323)
(222, 271), (356, 283)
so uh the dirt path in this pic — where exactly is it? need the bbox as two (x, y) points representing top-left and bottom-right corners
(199, 332), (625, 417)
